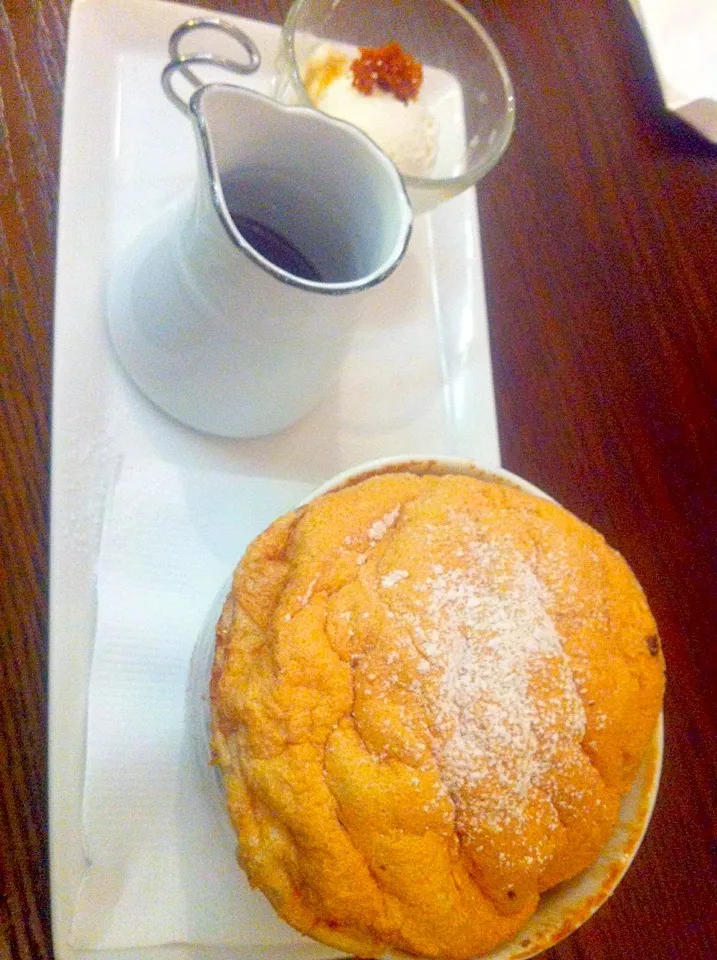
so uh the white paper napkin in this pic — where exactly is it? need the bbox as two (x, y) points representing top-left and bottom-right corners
(630, 0), (717, 141)
(70, 458), (342, 958)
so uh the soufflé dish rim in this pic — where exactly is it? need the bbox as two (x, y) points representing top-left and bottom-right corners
(201, 455), (665, 960)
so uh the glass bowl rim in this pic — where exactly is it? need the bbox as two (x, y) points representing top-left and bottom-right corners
(278, 0), (517, 190)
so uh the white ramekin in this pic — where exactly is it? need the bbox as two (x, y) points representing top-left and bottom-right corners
(188, 455), (664, 960)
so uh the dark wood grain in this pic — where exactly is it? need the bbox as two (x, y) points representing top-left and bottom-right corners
(0, 0), (65, 956)
(0, 0), (715, 957)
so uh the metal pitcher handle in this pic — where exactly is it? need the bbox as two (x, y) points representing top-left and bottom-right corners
(162, 18), (261, 114)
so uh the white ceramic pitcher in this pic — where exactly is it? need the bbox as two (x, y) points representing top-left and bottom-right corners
(107, 44), (412, 438)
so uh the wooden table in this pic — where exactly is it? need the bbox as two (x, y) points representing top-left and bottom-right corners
(1, 0), (715, 957)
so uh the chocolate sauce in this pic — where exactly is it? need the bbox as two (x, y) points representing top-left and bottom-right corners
(231, 213), (324, 282)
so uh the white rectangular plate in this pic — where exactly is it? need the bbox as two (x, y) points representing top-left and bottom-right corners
(49, 0), (499, 958)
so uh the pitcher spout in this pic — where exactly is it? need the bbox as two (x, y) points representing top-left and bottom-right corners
(187, 83), (412, 292)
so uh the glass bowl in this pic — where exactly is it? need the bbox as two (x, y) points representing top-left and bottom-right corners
(274, 0), (516, 214)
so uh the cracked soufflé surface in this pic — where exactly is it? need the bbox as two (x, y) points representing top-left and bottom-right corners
(209, 472), (665, 959)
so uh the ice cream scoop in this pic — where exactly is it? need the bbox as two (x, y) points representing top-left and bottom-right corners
(302, 43), (439, 178)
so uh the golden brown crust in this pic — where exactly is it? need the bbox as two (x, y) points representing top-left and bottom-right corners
(209, 473), (665, 959)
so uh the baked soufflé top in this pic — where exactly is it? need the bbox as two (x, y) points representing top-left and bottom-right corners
(210, 472), (665, 959)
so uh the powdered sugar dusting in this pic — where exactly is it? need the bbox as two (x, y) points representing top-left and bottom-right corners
(368, 506), (400, 542)
(381, 569), (409, 588)
(410, 535), (585, 833)
(298, 575), (318, 607)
